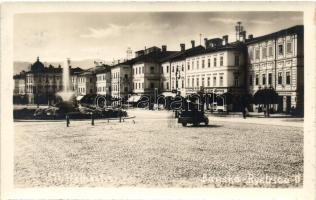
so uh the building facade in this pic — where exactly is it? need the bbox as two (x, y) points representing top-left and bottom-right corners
(13, 25), (304, 114)
(110, 63), (132, 99)
(96, 66), (111, 95)
(185, 38), (246, 97)
(246, 25), (304, 113)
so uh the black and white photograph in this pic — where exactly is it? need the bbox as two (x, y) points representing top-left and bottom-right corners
(1, 2), (316, 200)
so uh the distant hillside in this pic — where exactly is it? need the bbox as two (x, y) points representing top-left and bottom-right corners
(14, 59), (112, 75)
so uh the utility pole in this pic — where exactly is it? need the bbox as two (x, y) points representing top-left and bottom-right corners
(235, 21), (244, 41)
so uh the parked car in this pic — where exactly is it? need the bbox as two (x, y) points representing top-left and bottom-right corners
(178, 110), (209, 127)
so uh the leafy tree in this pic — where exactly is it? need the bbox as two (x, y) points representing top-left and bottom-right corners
(253, 88), (279, 117)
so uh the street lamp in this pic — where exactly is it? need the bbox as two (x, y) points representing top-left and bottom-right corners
(175, 66), (181, 95)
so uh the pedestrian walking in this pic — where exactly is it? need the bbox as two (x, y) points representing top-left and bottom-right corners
(242, 107), (247, 119)
(66, 114), (70, 127)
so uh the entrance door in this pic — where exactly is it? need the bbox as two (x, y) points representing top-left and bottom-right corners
(286, 96), (291, 113)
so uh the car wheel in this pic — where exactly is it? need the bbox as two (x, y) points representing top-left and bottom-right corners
(182, 122), (187, 127)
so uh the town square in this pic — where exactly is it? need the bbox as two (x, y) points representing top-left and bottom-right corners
(12, 11), (304, 188)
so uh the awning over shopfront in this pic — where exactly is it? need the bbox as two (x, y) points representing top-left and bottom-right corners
(127, 95), (141, 103)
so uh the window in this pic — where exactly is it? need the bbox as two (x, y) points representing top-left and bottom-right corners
(249, 48), (253, 60)
(181, 80), (184, 88)
(286, 42), (292, 54)
(234, 76), (239, 87)
(249, 75), (253, 86)
(278, 72), (283, 84)
(208, 59), (211, 67)
(268, 73), (272, 85)
(213, 76), (216, 86)
(262, 47), (267, 59)
(255, 74), (259, 85)
(234, 55), (239, 66)
(135, 68), (138, 74)
(207, 77), (210, 86)
(192, 61), (194, 70)
(213, 58), (217, 67)
(202, 60), (205, 68)
(268, 46), (273, 57)
(172, 66), (174, 72)
(166, 82), (169, 90)
(196, 78), (199, 87)
(262, 74), (266, 85)
(181, 65), (184, 71)
(202, 77), (205, 86)
(192, 78), (194, 87)
(124, 74), (128, 79)
(286, 71), (291, 84)
(187, 78), (190, 87)
(255, 49), (260, 59)
(278, 44), (283, 55)
(166, 66), (169, 73)
(219, 76), (223, 86)
(150, 66), (155, 74)
(197, 60), (199, 69)
(220, 56), (223, 66)
(142, 66), (144, 73)
(187, 62), (190, 70)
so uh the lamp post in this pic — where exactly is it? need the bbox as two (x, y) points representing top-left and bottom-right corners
(175, 66), (181, 95)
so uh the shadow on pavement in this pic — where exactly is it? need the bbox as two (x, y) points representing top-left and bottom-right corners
(185, 124), (222, 128)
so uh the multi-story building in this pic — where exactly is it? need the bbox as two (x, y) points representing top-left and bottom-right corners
(96, 65), (111, 95)
(160, 41), (205, 96)
(246, 25), (304, 113)
(77, 69), (97, 96)
(131, 46), (178, 96)
(13, 25), (304, 114)
(185, 36), (246, 99)
(24, 58), (63, 104)
(13, 71), (26, 95)
(19, 57), (84, 104)
(110, 61), (132, 99)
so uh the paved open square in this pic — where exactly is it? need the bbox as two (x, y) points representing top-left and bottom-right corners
(14, 110), (303, 187)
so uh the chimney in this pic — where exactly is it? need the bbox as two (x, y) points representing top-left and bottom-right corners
(180, 43), (185, 52)
(162, 45), (167, 52)
(191, 40), (195, 48)
(222, 35), (228, 46)
(240, 31), (246, 42)
(248, 34), (253, 39)
(204, 38), (209, 48)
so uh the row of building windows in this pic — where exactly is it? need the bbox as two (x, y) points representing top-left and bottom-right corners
(250, 42), (293, 60)
(133, 66), (144, 75)
(249, 71), (291, 86)
(97, 74), (108, 81)
(187, 76), (224, 87)
(97, 86), (108, 92)
(134, 82), (144, 90)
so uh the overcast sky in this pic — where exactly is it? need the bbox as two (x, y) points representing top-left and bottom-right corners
(14, 12), (303, 62)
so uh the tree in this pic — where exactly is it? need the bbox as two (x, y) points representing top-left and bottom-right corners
(253, 88), (279, 117)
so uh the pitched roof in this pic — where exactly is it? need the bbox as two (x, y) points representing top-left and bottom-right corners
(159, 45), (205, 63)
(246, 25), (303, 45)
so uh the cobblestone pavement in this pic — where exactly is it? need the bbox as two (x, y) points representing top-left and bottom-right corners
(14, 109), (303, 187)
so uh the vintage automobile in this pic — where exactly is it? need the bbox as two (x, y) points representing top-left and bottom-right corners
(177, 110), (209, 127)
